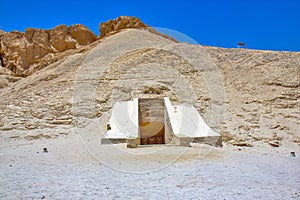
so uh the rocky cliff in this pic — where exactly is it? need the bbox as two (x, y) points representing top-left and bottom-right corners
(0, 16), (176, 91)
(0, 24), (97, 77)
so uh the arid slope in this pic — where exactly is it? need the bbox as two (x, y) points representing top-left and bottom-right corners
(0, 19), (299, 147)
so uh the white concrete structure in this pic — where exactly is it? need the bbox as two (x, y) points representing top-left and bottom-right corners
(163, 97), (221, 146)
(101, 98), (221, 147)
(103, 98), (139, 142)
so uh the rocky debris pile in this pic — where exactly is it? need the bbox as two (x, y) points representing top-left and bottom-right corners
(0, 24), (97, 76)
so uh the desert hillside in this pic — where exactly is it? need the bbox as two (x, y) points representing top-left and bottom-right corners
(0, 16), (300, 200)
(0, 16), (299, 148)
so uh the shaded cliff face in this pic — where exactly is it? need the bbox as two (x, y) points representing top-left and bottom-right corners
(0, 17), (299, 148)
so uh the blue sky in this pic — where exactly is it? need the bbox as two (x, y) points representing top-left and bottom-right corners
(1, 0), (300, 51)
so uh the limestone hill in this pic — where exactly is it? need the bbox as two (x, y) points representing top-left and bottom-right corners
(0, 17), (299, 148)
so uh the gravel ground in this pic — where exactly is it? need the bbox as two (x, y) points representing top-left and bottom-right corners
(0, 130), (299, 200)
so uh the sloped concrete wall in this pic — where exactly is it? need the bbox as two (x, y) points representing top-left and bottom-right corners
(104, 98), (139, 139)
(164, 97), (220, 146)
(164, 106), (180, 145)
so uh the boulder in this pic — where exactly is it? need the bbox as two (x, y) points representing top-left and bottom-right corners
(0, 31), (27, 73)
(24, 28), (35, 42)
(69, 24), (97, 45)
(0, 76), (9, 89)
(269, 141), (280, 147)
(31, 29), (52, 60)
(49, 25), (69, 52)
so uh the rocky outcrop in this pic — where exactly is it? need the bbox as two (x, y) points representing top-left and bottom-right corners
(0, 17), (176, 78)
(49, 25), (75, 52)
(0, 24), (97, 76)
(99, 16), (148, 39)
(69, 25), (97, 45)
(98, 16), (177, 42)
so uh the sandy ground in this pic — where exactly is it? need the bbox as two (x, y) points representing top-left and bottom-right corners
(0, 129), (299, 200)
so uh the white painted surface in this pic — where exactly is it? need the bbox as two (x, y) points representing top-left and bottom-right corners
(105, 97), (219, 139)
(105, 98), (139, 139)
(164, 97), (219, 138)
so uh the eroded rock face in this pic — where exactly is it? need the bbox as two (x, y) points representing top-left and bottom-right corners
(99, 16), (148, 39)
(0, 25), (97, 76)
(69, 24), (97, 46)
(0, 17), (173, 78)
(49, 25), (73, 52)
